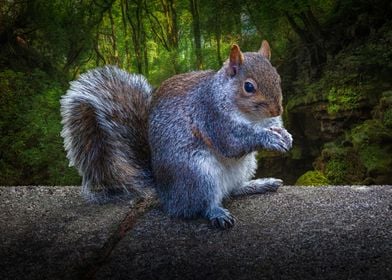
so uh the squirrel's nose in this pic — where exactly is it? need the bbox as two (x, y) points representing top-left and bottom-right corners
(269, 105), (283, 117)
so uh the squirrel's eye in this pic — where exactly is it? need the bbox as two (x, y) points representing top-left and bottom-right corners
(244, 81), (256, 93)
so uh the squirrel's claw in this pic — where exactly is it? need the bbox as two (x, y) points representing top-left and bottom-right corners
(267, 127), (293, 152)
(281, 130), (293, 150)
(208, 207), (235, 229)
(268, 139), (288, 153)
(211, 214), (235, 229)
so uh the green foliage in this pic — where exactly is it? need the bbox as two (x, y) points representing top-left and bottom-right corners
(350, 120), (392, 147)
(282, 9), (392, 185)
(313, 117), (392, 185)
(0, 69), (80, 185)
(1, 0), (391, 185)
(379, 91), (392, 128)
(358, 145), (392, 174)
(316, 143), (367, 185)
(327, 87), (361, 115)
(380, 91), (392, 106)
(383, 109), (392, 128)
(288, 18), (392, 115)
(325, 159), (348, 185)
(295, 171), (329, 186)
(347, 120), (392, 179)
(23, 86), (81, 185)
(290, 146), (302, 160)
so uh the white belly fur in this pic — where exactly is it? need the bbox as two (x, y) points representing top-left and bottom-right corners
(218, 152), (258, 195)
(198, 151), (258, 197)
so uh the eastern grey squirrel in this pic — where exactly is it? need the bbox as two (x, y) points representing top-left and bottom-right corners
(60, 40), (292, 229)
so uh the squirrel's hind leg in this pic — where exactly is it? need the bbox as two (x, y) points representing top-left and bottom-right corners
(154, 156), (236, 229)
(231, 178), (283, 197)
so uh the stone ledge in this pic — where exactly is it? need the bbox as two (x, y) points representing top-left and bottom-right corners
(0, 185), (391, 280)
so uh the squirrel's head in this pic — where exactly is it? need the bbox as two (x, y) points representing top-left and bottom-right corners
(222, 40), (283, 121)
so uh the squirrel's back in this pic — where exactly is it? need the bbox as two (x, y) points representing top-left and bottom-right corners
(60, 66), (154, 202)
(153, 71), (214, 99)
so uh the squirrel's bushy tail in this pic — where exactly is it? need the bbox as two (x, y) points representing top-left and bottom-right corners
(60, 66), (154, 202)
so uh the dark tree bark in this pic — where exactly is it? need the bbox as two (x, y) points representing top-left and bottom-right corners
(190, 0), (203, 69)
(213, 0), (223, 66)
(120, 0), (132, 70)
(108, 7), (119, 65)
(161, 0), (180, 73)
(285, 9), (326, 78)
(161, 0), (179, 50)
(125, 0), (148, 75)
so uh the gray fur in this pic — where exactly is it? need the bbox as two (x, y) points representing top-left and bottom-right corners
(60, 66), (153, 202)
(231, 178), (283, 196)
(60, 48), (293, 228)
(149, 51), (292, 228)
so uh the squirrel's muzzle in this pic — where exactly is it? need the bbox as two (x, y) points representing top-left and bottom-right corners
(269, 105), (283, 117)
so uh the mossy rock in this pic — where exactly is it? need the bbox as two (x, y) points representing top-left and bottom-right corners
(295, 171), (329, 186)
(320, 142), (347, 159)
(349, 119), (392, 147)
(285, 90), (326, 112)
(348, 119), (392, 177)
(372, 91), (392, 125)
(327, 86), (363, 115)
(325, 159), (349, 185)
(316, 143), (366, 184)
(290, 145), (303, 160)
(383, 108), (392, 128)
(358, 145), (392, 175)
(380, 90), (392, 107)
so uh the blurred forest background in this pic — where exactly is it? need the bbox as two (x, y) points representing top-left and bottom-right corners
(0, 0), (391, 186)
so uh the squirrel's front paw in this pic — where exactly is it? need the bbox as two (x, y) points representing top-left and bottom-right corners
(207, 207), (235, 229)
(271, 127), (293, 150)
(262, 127), (291, 152)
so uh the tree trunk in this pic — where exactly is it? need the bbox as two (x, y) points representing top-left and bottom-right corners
(142, 29), (149, 77)
(214, 0), (223, 66)
(108, 8), (119, 65)
(120, 0), (131, 71)
(190, 0), (202, 69)
(126, 0), (145, 74)
(285, 11), (326, 78)
(161, 0), (180, 73)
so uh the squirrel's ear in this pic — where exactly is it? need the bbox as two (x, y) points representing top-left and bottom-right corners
(259, 40), (271, 60)
(228, 44), (244, 76)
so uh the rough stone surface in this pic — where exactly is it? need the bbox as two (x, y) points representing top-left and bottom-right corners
(97, 186), (392, 280)
(1, 185), (391, 280)
(0, 186), (134, 280)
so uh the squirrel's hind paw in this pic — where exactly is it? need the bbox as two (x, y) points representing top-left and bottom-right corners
(231, 178), (283, 197)
(207, 207), (235, 229)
